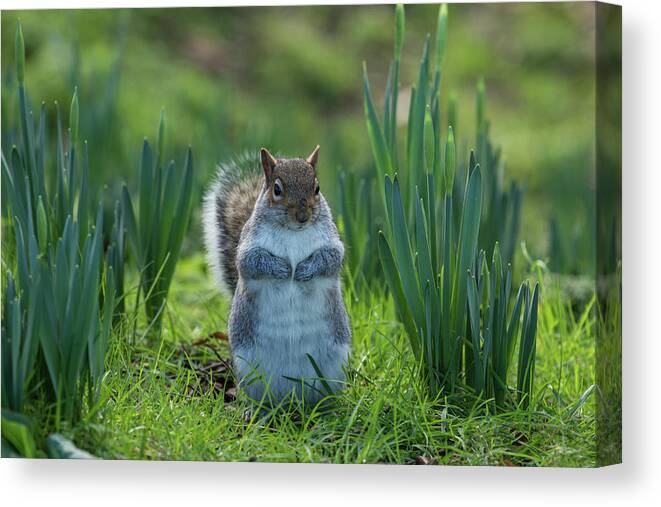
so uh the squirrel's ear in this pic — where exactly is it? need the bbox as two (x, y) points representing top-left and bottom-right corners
(306, 145), (320, 169)
(260, 148), (278, 180)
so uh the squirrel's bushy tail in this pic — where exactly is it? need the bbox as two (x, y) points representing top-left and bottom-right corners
(203, 151), (263, 296)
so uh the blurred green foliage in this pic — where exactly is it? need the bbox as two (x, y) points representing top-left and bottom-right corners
(1, 3), (596, 269)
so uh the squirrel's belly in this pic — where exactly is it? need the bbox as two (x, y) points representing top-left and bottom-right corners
(255, 279), (333, 343)
(232, 278), (347, 403)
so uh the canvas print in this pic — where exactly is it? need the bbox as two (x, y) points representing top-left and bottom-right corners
(0, 2), (621, 466)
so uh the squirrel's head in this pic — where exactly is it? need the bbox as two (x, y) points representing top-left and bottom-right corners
(260, 146), (321, 228)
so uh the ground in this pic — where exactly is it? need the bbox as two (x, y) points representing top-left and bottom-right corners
(69, 254), (597, 466)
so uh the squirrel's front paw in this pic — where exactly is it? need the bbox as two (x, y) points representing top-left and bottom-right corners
(294, 262), (314, 282)
(273, 257), (292, 279)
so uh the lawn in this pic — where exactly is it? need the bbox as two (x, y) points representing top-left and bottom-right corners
(66, 254), (596, 466)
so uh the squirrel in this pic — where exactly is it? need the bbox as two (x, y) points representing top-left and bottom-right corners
(202, 146), (351, 407)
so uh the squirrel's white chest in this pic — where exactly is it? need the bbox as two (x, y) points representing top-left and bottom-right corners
(254, 223), (326, 266)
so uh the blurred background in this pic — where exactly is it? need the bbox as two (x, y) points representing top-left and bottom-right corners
(1, 3), (596, 274)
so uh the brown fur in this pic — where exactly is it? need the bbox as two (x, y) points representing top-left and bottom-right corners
(216, 173), (263, 292)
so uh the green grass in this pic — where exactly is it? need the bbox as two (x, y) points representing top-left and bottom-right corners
(67, 253), (596, 466)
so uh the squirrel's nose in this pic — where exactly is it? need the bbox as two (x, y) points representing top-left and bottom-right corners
(296, 209), (309, 223)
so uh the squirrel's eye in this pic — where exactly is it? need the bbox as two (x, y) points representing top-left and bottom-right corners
(315, 184), (320, 195)
(273, 181), (283, 199)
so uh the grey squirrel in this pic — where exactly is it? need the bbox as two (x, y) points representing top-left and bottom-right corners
(202, 146), (351, 406)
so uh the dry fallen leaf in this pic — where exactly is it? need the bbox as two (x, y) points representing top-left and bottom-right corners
(224, 387), (237, 403)
(210, 331), (228, 341)
(412, 455), (437, 465)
